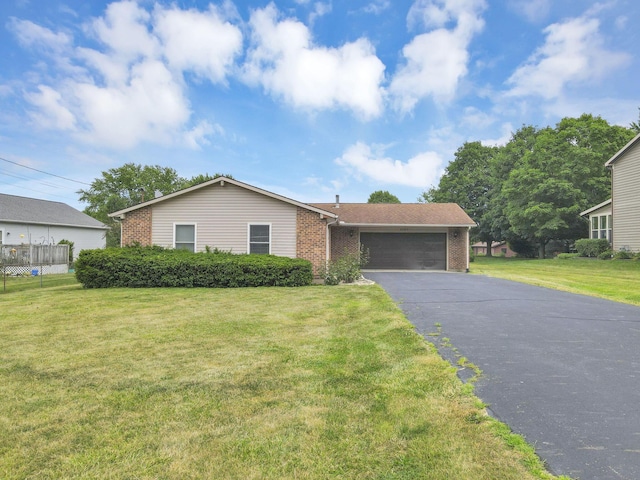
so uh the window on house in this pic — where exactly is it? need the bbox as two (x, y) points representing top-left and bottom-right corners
(175, 224), (196, 252)
(608, 214), (612, 242)
(591, 217), (598, 239)
(249, 224), (270, 254)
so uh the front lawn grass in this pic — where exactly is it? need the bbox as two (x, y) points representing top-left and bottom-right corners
(0, 282), (562, 479)
(471, 256), (640, 306)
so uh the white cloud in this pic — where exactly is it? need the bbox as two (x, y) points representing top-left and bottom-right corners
(8, 17), (72, 51)
(11, 0), (243, 149)
(505, 15), (630, 99)
(308, 2), (332, 26)
(363, 1), (391, 15)
(507, 0), (550, 23)
(154, 5), (242, 83)
(242, 4), (385, 119)
(480, 122), (513, 146)
(87, 1), (159, 62)
(73, 60), (190, 148)
(25, 85), (76, 130)
(335, 142), (445, 187)
(390, 0), (486, 111)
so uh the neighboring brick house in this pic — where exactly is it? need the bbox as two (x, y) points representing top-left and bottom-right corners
(109, 177), (476, 273)
(471, 241), (516, 257)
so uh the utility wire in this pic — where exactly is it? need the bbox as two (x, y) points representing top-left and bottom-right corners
(0, 156), (92, 186)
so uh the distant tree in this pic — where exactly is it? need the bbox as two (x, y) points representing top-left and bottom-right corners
(78, 165), (234, 247)
(419, 141), (498, 254)
(367, 190), (401, 203)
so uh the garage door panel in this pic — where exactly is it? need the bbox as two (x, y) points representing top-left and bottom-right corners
(360, 233), (446, 270)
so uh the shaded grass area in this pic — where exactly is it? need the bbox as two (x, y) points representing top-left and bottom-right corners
(471, 256), (640, 306)
(0, 283), (563, 479)
(1, 272), (78, 294)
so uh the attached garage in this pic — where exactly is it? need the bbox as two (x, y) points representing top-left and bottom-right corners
(360, 232), (446, 270)
(311, 200), (476, 272)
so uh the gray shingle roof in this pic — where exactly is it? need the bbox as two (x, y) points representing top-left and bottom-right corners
(0, 193), (107, 229)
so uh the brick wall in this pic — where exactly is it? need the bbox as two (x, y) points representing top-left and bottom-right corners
(121, 207), (152, 246)
(296, 208), (327, 274)
(448, 227), (469, 271)
(330, 226), (360, 260)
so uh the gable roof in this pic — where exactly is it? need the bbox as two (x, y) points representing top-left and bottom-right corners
(605, 132), (640, 167)
(310, 203), (476, 227)
(108, 176), (338, 219)
(0, 193), (108, 229)
(580, 198), (611, 217)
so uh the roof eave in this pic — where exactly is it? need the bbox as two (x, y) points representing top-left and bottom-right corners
(336, 222), (477, 228)
(604, 132), (640, 167)
(0, 219), (109, 230)
(108, 176), (338, 219)
(579, 198), (612, 217)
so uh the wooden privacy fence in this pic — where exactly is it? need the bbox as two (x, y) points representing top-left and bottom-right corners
(1, 244), (69, 269)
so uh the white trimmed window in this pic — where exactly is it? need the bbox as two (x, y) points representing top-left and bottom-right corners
(174, 224), (196, 252)
(248, 223), (271, 254)
(590, 215), (611, 242)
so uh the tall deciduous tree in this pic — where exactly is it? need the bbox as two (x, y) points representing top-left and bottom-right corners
(501, 115), (635, 258)
(78, 163), (231, 247)
(420, 141), (498, 254)
(367, 190), (401, 203)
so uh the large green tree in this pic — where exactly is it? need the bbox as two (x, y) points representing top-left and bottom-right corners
(501, 115), (635, 258)
(367, 190), (401, 203)
(420, 141), (498, 254)
(78, 163), (230, 247)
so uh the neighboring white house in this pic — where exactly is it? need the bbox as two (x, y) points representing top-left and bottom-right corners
(580, 198), (612, 243)
(0, 193), (108, 259)
(604, 132), (640, 252)
(581, 132), (640, 251)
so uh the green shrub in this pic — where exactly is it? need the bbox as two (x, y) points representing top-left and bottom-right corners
(75, 246), (313, 288)
(322, 246), (369, 285)
(613, 250), (634, 260)
(597, 250), (613, 260)
(575, 238), (610, 257)
(556, 253), (580, 260)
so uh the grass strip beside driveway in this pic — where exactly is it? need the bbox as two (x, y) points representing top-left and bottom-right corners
(471, 256), (640, 306)
(0, 283), (562, 479)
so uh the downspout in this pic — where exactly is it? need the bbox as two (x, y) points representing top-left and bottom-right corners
(325, 215), (339, 264)
(466, 227), (470, 272)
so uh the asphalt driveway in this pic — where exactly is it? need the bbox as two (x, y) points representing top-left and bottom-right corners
(365, 272), (640, 480)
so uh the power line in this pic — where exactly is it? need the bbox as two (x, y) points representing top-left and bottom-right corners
(0, 156), (92, 186)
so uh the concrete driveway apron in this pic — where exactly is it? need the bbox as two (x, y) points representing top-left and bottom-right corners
(365, 271), (640, 480)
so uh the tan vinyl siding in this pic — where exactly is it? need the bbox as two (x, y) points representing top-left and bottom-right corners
(151, 183), (297, 257)
(611, 141), (640, 251)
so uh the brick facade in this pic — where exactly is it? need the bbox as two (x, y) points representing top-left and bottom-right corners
(330, 226), (360, 260)
(296, 207), (327, 274)
(120, 207), (152, 246)
(448, 227), (469, 271)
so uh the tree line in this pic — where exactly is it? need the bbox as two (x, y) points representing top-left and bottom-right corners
(421, 113), (638, 258)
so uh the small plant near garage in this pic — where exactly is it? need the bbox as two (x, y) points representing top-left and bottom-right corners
(322, 246), (370, 285)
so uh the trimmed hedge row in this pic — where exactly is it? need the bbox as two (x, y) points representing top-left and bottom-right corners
(75, 246), (313, 288)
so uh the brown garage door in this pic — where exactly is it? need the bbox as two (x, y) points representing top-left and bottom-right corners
(360, 232), (446, 270)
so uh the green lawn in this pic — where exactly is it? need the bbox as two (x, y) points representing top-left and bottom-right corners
(0, 281), (563, 479)
(470, 256), (640, 306)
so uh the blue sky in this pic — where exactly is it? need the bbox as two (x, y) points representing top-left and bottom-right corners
(1, 0), (639, 210)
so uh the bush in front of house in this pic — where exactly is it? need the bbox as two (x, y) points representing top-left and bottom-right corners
(75, 246), (313, 288)
(556, 253), (580, 259)
(322, 246), (370, 285)
(575, 238), (610, 258)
